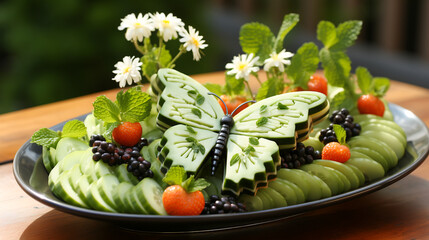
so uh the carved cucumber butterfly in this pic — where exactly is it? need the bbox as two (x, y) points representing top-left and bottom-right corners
(151, 69), (329, 195)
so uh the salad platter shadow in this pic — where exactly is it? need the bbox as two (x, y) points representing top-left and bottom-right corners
(13, 104), (429, 232)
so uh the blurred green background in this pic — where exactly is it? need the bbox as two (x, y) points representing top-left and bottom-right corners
(0, 0), (428, 114)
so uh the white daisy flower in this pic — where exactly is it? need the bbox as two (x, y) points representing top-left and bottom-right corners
(151, 12), (185, 42)
(225, 53), (260, 81)
(112, 56), (142, 88)
(118, 13), (154, 42)
(179, 26), (208, 61)
(263, 49), (294, 72)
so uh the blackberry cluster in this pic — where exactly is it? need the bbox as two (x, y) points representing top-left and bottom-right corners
(90, 135), (153, 181)
(318, 108), (361, 144)
(201, 195), (247, 215)
(280, 142), (321, 169)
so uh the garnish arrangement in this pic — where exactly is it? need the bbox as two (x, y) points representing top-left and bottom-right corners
(30, 12), (407, 215)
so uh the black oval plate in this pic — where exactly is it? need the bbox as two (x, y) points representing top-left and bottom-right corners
(13, 104), (429, 232)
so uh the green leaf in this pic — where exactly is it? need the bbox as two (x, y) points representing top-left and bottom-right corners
(162, 166), (187, 186)
(274, 13), (299, 52)
(244, 145), (256, 155)
(356, 66), (372, 94)
(182, 175), (211, 193)
(230, 153), (240, 166)
(186, 125), (197, 135)
(187, 90), (197, 98)
(62, 120), (87, 138)
(141, 45), (172, 78)
(328, 87), (355, 111)
(333, 124), (347, 145)
(319, 48), (351, 87)
(317, 21), (338, 48)
(204, 83), (224, 96)
(277, 102), (288, 110)
(186, 137), (197, 143)
(225, 72), (245, 95)
(256, 116), (268, 127)
(197, 143), (206, 155)
(31, 128), (60, 148)
(103, 122), (119, 142)
(191, 108), (202, 119)
(93, 95), (121, 123)
(249, 137), (259, 146)
(239, 22), (275, 62)
(196, 94), (205, 105)
(117, 87), (152, 123)
(285, 42), (320, 88)
(260, 105), (268, 113)
(331, 21), (362, 51)
(372, 77), (390, 97)
(255, 77), (284, 101)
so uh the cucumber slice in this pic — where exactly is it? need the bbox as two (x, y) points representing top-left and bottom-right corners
(80, 149), (98, 183)
(42, 146), (53, 172)
(300, 164), (341, 195)
(114, 164), (139, 185)
(360, 123), (407, 147)
(96, 174), (120, 211)
(52, 170), (89, 208)
(68, 164), (83, 191)
(49, 148), (57, 168)
(310, 175), (332, 198)
(276, 178), (306, 204)
(350, 147), (389, 172)
(348, 136), (397, 169)
(58, 150), (85, 173)
(360, 131), (405, 160)
(346, 157), (385, 182)
(76, 175), (91, 206)
(48, 165), (61, 190)
(134, 178), (167, 215)
(238, 194), (264, 212)
(299, 170), (323, 201)
(268, 179), (298, 205)
(330, 167), (351, 193)
(94, 161), (114, 178)
(55, 137), (89, 165)
(113, 182), (134, 213)
(256, 189), (274, 210)
(313, 160), (360, 190)
(346, 164), (365, 187)
(86, 182), (117, 212)
(277, 169), (311, 201)
(263, 187), (288, 208)
(130, 187), (149, 214)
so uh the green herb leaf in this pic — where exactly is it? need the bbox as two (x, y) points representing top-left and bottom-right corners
(249, 137), (259, 145)
(186, 137), (197, 143)
(331, 21), (362, 51)
(356, 66), (372, 94)
(196, 94), (205, 105)
(204, 83), (224, 96)
(372, 77), (390, 97)
(187, 90), (197, 98)
(285, 42), (320, 88)
(239, 22), (275, 62)
(317, 21), (338, 48)
(197, 143), (205, 155)
(244, 145), (256, 155)
(141, 45), (172, 78)
(225, 72), (245, 95)
(260, 105), (268, 113)
(256, 117), (268, 127)
(93, 95), (121, 123)
(277, 102), (288, 110)
(162, 166), (187, 186)
(103, 122), (119, 142)
(117, 87), (152, 123)
(186, 125), (197, 135)
(191, 108), (202, 118)
(61, 120), (87, 138)
(230, 153), (240, 166)
(333, 124), (347, 145)
(256, 77), (284, 101)
(328, 87), (355, 110)
(31, 128), (61, 148)
(274, 13), (299, 52)
(182, 175), (211, 193)
(319, 48), (351, 87)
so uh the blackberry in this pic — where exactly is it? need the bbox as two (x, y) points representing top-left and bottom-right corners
(280, 143), (321, 169)
(89, 134), (106, 147)
(91, 138), (153, 181)
(319, 108), (361, 144)
(201, 195), (247, 214)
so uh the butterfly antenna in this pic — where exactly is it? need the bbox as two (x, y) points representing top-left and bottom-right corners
(208, 92), (229, 115)
(231, 100), (256, 116)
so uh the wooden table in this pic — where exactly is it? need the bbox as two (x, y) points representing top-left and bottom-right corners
(1, 72), (429, 239)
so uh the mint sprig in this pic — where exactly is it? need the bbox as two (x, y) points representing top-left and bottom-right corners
(162, 166), (210, 193)
(356, 66), (390, 97)
(333, 124), (347, 145)
(286, 42), (320, 88)
(62, 120), (87, 138)
(31, 119), (87, 148)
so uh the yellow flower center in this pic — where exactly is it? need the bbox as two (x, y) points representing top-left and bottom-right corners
(271, 53), (279, 60)
(134, 22), (141, 28)
(191, 37), (199, 47)
(238, 63), (247, 71)
(123, 66), (131, 74)
(162, 20), (170, 27)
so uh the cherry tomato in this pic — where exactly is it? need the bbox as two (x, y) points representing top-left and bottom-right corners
(218, 95), (249, 116)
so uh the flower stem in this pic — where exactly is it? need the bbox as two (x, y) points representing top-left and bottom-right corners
(167, 46), (186, 68)
(255, 74), (262, 85)
(134, 40), (145, 55)
(157, 37), (163, 61)
(244, 80), (255, 100)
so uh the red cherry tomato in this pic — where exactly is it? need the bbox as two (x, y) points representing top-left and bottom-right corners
(218, 95), (249, 116)
(307, 75), (328, 95)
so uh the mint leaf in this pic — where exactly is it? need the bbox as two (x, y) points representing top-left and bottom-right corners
(356, 66), (372, 94)
(225, 72), (245, 95)
(141, 44), (172, 78)
(117, 87), (152, 123)
(319, 48), (351, 87)
(230, 153), (240, 166)
(182, 175), (210, 193)
(317, 21), (338, 48)
(333, 124), (347, 145)
(93, 95), (121, 123)
(286, 42), (320, 88)
(239, 22), (275, 62)
(256, 77), (284, 101)
(191, 108), (202, 118)
(186, 125), (197, 135)
(277, 102), (288, 110)
(187, 90), (197, 98)
(372, 77), (390, 97)
(274, 13), (299, 52)
(328, 87), (355, 112)
(196, 94), (205, 105)
(31, 128), (60, 148)
(204, 83), (224, 96)
(62, 120), (87, 138)
(260, 105), (268, 113)
(162, 166), (187, 186)
(103, 122), (119, 142)
(256, 117), (268, 127)
(249, 137), (259, 145)
(186, 137), (197, 143)
(244, 145), (256, 154)
(331, 21), (362, 51)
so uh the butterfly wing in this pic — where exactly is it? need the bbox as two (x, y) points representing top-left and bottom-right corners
(223, 134), (280, 195)
(231, 91), (329, 149)
(154, 68), (224, 131)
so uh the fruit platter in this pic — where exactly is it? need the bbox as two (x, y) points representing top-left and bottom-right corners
(13, 12), (429, 232)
